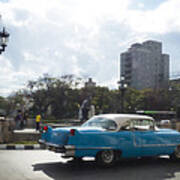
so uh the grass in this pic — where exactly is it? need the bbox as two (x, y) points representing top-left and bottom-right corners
(42, 118), (79, 124)
(7, 141), (38, 145)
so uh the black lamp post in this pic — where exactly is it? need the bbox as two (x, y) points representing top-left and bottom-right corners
(118, 76), (128, 113)
(0, 27), (9, 54)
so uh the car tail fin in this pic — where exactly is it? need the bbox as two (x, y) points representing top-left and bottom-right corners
(41, 125), (52, 133)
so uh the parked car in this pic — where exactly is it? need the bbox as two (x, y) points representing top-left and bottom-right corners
(160, 120), (171, 125)
(39, 114), (180, 166)
(0, 116), (5, 120)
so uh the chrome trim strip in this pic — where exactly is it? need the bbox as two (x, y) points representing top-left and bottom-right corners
(65, 151), (75, 156)
(64, 145), (75, 150)
(38, 139), (63, 148)
(75, 147), (113, 150)
(64, 146), (112, 150)
(132, 134), (177, 147)
(46, 142), (63, 148)
(141, 144), (176, 147)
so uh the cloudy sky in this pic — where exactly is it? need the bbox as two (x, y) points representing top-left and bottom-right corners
(0, 0), (180, 96)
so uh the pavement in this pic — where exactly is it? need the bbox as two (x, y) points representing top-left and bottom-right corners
(0, 150), (179, 180)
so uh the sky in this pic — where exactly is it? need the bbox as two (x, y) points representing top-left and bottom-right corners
(0, 0), (180, 97)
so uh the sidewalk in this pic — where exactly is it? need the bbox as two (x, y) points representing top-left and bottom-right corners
(14, 128), (40, 134)
(0, 128), (42, 150)
(0, 144), (43, 150)
(0, 121), (82, 150)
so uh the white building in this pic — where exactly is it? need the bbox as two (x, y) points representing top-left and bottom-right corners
(120, 40), (169, 90)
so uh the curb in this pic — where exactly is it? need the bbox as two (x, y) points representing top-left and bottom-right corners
(0, 144), (45, 150)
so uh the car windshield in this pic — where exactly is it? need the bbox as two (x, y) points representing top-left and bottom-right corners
(82, 117), (117, 131)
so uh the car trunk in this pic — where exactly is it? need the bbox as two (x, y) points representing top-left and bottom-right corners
(41, 126), (105, 146)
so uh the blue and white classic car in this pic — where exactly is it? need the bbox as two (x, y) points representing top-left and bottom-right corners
(39, 114), (180, 166)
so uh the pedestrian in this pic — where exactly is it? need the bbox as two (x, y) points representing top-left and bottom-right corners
(80, 97), (91, 122)
(88, 105), (95, 118)
(35, 114), (41, 131)
(78, 105), (83, 122)
(15, 110), (23, 130)
(23, 111), (28, 128)
(20, 116), (24, 129)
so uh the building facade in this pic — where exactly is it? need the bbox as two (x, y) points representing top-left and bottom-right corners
(85, 78), (96, 88)
(120, 40), (169, 90)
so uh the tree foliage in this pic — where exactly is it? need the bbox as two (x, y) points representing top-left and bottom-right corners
(1, 74), (180, 119)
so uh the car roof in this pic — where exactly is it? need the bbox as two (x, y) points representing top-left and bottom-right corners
(95, 114), (154, 127)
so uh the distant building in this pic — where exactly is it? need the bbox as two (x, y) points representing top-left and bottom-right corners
(170, 78), (180, 85)
(85, 78), (96, 88)
(120, 40), (169, 90)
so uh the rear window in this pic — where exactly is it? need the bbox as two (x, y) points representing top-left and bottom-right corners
(82, 117), (117, 131)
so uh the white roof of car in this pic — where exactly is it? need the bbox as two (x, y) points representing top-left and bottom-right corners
(95, 114), (154, 127)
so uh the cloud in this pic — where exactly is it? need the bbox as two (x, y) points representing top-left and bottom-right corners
(126, 0), (180, 34)
(0, 0), (180, 96)
(129, 0), (166, 10)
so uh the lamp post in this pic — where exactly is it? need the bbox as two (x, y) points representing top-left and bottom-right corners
(169, 86), (180, 120)
(0, 27), (9, 54)
(118, 76), (128, 113)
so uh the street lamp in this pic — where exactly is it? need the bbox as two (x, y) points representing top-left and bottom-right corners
(118, 75), (128, 113)
(0, 27), (9, 54)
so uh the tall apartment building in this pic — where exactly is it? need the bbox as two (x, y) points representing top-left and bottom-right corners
(120, 40), (169, 90)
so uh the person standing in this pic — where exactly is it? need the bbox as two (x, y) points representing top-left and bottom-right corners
(78, 105), (83, 122)
(80, 97), (91, 122)
(15, 110), (23, 130)
(35, 114), (41, 131)
(88, 105), (95, 118)
(23, 111), (28, 128)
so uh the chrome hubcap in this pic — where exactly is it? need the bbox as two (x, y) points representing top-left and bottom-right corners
(101, 150), (114, 164)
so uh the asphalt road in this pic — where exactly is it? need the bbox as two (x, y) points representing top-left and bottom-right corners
(1, 150), (180, 180)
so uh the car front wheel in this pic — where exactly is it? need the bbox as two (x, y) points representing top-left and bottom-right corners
(96, 150), (116, 166)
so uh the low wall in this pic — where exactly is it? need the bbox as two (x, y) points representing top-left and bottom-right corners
(0, 120), (13, 143)
(12, 132), (40, 142)
(26, 118), (36, 128)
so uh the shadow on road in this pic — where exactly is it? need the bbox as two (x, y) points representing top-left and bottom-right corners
(33, 157), (180, 180)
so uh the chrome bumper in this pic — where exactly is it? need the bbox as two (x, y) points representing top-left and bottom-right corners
(38, 139), (75, 156)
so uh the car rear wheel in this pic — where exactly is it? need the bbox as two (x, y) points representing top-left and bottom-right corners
(96, 150), (116, 166)
(170, 145), (180, 160)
